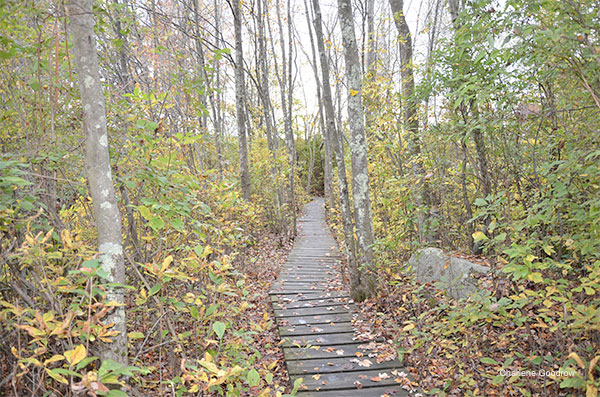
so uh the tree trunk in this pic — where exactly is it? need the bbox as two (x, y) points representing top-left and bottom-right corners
(389, 0), (436, 242)
(257, 0), (285, 231)
(273, 0), (297, 234)
(366, 0), (376, 72)
(69, 0), (127, 365)
(311, 0), (357, 273)
(232, 0), (251, 200)
(337, 0), (376, 301)
(212, 0), (224, 179)
(304, 0), (333, 206)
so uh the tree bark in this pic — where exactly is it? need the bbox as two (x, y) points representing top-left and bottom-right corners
(304, 0), (333, 206)
(336, 0), (377, 300)
(311, 0), (357, 278)
(69, 0), (127, 365)
(257, 0), (285, 230)
(273, 0), (297, 234)
(389, 0), (437, 242)
(232, 0), (251, 200)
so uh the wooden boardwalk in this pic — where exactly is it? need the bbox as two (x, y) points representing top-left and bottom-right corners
(270, 199), (415, 396)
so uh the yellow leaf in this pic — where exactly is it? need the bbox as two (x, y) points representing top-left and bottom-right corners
(527, 272), (543, 283)
(161, 255), (173, 273)
(199, 360), (219, 373)
(587, 384), (598, 397)
(525, 254), (537, 263)
(64, 344), (86, 366)
(349, 89), (359, 96)
(472, 231), (488, 242)
(312, 374), (321, 380)
(61, 230), (73, 248)
(45, 368), (68, 384)
(44, 355), (65, 366)
(569, 352), (585, 369)
(402, 323), (415, 332)
(589, 356), (600, 382)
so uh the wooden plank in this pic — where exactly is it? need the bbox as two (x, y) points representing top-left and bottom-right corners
(273, 297), (351, 310)
(284, 343), (370, 360)
(296, 386), (410, 396)
(276, 277), (338, 283)
(271, 293), (350, 302)
(287, 357), (401, 375)
(281, 332), (356, 347)
(273, 278), (330, 287)
(269, 290), (328, 296)
(290, 368), (406, 391)
(279, 322), (354, 336)
(275, 305), (353, 317)
(277, 313), (353, 326)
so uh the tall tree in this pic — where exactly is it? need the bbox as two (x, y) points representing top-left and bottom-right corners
(257, 0), (285, 230)
(272, 0), (297, 234)
(232, 0), (251, 200)
(389, 0), (435, 242)
(311, 0), (357, 278)
(68, 0), (127, 365)
(304, 0), (334, 207)
(311, 0), (362, 300)
(336, 0), (376, 300)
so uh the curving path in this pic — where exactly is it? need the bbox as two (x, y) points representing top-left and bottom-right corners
(270, 198), (416, 396)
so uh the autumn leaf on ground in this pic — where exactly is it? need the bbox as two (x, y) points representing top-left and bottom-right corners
(350, 358), (373, 367)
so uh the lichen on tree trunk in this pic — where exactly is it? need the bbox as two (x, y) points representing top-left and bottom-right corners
(68, 0), (127, 365)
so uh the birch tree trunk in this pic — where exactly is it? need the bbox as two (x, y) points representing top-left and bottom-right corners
(312, 0), (361, 299)
(257, 0), (285, 231)
(304, 0), (333, 206)
(68, 0), (127, 365)
(271, 0), (297, 234)
(233, 0), (251, 200)
(337, 0), (376, 300)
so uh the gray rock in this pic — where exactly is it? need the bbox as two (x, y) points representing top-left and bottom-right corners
(407, 247), (489, 299)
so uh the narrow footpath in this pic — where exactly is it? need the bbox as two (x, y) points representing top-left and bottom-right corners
(270, 198), (415, 396)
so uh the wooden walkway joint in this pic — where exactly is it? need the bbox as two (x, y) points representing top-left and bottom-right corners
(270, 199), (416, 396)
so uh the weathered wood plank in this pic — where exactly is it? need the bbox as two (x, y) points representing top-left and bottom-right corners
(296, 386), (410, 396)
(281, 332), (358, 347)
(275, 305), (354, 317)
(271, 293), (350, 302)
(273, 298), (350, 310)
(284, 343), (369, 360)
(277, 313), (353, 326)
(287, 356), (401, 375)
(290, 368), (407, 391)
(279, 322), (354, 336)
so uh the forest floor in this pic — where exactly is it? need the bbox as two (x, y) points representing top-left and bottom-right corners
(126, 230), (296, 396)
